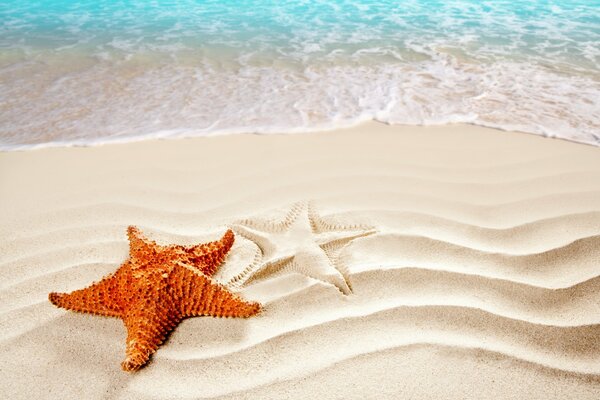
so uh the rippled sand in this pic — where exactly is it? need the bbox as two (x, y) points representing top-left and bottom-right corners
(1, 123), (599, 399)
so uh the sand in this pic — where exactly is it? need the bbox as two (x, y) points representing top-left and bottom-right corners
(0, 122), (599, 399)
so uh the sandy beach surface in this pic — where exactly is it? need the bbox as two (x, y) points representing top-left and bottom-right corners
(1, 122), (599, 399)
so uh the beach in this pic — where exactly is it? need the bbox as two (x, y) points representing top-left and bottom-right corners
(1, 122), (599, 399)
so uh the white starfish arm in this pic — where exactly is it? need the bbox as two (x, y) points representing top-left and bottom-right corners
(292, 247), (351, 295)
(230, 224), (278, 257)
(314, 228), (376, 247)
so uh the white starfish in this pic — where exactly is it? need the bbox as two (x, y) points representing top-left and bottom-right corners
(230, 201), (376, 294)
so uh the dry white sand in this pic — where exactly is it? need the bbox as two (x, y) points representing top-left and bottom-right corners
(1, 122), (599, 399)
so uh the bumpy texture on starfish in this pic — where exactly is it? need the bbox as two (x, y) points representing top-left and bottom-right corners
(49, 226), (260, 372)
(231, 201), (375, 294)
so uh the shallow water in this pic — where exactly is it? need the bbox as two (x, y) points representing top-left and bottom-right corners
(1, 0), (599, 149)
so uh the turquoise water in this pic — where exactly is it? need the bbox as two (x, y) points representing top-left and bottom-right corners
(1, 0), (599, 148)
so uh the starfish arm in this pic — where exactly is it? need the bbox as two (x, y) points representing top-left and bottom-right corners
(171, 266), (261, 318)
(189, 229), (235, 276)
(127, 225), (159, 259)
(48, 271), (124, 317)
(314, 229), (376, 247)
(308, 201), (375, 233)
(235, 201), (305, 233)
(293, 248), (351, 295)
(121, 302), (182, 372)
(231, 224), (277, 257)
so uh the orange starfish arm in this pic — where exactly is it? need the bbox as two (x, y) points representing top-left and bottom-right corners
(127, 225), (157, 258)
(121, 304), (182, 372)
(48, 272), (124, 317)
(187, 229), (235, 276)
(173, 266), (261, 318)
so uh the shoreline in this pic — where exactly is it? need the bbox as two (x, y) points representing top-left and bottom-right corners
(1, 120), (599, 152)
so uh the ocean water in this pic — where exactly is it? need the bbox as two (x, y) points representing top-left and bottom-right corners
(1, 0), (599, 149)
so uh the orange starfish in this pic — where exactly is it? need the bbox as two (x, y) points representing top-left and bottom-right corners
(49, 226), (261, 372)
